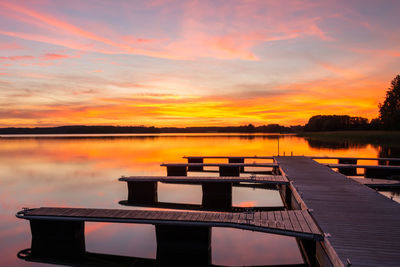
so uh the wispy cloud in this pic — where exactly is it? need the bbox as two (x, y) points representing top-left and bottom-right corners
(0, 0), (398, 127)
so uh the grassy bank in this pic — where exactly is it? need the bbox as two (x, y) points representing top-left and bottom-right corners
(297, 131), (400, 146)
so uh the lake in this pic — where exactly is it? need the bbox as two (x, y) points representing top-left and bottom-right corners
(0, 133), (398, 266)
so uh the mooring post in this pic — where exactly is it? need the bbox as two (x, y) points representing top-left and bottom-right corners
(127, 181), (158, 204)
(202, 182), (232, 210)
(187, 157), (204, 171)
(155, 225), (211, 265)
(30, 220), (85, 259)
(228, 157), (245, 172)
(338, 158), (357, 176)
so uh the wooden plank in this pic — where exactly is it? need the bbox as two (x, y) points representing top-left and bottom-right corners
(281, 211), (294, 231)
(119, 175), (288, 185)
(287, 210), (303, 233)
(183, 156), (274, 160)
(161, 163), (278, 167)
(301, 212), (320, 235)
(294, 210), (312, 233)
(273, 211), (284, 230)
(326, 163), (400, 170)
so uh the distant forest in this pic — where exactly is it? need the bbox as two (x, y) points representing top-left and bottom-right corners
(0, 124), (301, 134)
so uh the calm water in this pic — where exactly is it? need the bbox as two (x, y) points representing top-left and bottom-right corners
(0, 133), (397, 266)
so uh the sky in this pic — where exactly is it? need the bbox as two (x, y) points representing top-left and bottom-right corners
(0, 0), (399, 127)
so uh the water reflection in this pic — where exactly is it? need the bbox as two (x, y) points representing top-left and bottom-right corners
(0, 133), (396, 266)
(306, 139), (367, 149)
(379, 146), (400, 166)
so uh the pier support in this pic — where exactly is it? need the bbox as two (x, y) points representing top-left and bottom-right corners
(167, 166), (187, 176)
(155, 225), (211, 265)
(30, 220), (85, 258)
(219, 165), (240, 177)
(202, 182), (232, 210)
(364, 168), (400, 179)
(279, 184), (293, 209)
(188, 157), (204, 171)
(229, 157), (244, 172)
(272, 166), (281, 175)
(338, 158), (357, 176)
(127, 181), (157, 204)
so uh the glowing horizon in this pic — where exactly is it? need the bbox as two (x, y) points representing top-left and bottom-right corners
(0, 0), (399, 127)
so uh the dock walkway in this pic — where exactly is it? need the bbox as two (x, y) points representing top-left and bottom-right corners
(119, 175), (288, 185)
(17, 207), (322, 240)
(275, 156), (400, 267)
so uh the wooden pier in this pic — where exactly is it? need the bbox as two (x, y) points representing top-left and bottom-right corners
(16, 207), (322, 240)
(119, 175), (287, 211)
(16, 207), (322, 265)
(119, 175), (288, 184)
(276, 156), (400, 267)
(16, 154), (400, 266)
(350, 177), (400, 189)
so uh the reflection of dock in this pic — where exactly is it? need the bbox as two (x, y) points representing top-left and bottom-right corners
(17, 248), (307, 267)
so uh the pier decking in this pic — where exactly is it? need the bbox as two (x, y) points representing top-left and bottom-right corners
(350, 177), (400, 189)
(276, 156), (400, 267)
(119, 175), (288, 184)
(17, 207), (322, 240)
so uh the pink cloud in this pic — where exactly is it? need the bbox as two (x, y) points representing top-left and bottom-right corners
(0, 42), (23, 50)
(41, 53), (69, 60)
(0, 1), (335, 60)
(0, 55), (34, 61)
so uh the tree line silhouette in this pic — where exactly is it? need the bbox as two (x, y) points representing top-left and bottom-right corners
(0, 124), (299, 134)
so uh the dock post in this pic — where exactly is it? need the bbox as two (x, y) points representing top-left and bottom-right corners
(228, 157), (245, 172)
(202, 182), (232, 210)
(298, 239), (316, 267)
(127, 181), (157, 204)
(155, 225), (211, 265)
(338, 158), (357, 176)
(167, 166), (188, 176)
(279, 184), (292, 209)
(188, 157), (204, 171)
(272, 166), (281, 175)
(219, 165), (240, 177)
(30, 220), (85, 258)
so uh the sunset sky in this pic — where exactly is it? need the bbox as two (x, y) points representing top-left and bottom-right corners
(0, 0), (399, 127)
